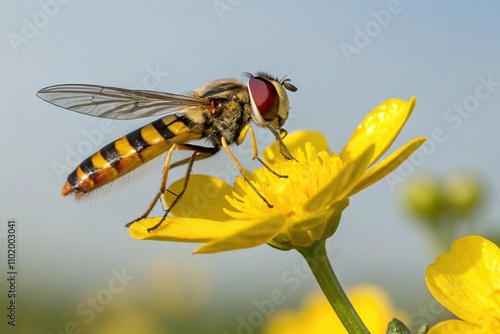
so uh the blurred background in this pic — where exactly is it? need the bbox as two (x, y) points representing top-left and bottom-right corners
(1, 1), (500, 333)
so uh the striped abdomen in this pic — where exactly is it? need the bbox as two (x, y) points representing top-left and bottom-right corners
(62, 115), (201, 196)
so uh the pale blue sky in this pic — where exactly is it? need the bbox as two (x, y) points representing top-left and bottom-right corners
(2, 1), (500, 332)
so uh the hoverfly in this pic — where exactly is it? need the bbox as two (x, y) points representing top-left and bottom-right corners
(37, 72), (297, 231)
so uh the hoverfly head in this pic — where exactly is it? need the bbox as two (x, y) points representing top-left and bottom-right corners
(246, 72), (297, 129)
(245, 72), (297, 160)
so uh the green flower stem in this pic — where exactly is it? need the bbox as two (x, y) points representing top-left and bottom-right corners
(296, 240), (370, 334)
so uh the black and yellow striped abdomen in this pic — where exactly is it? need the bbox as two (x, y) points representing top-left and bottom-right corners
(62, 115), (201, 196)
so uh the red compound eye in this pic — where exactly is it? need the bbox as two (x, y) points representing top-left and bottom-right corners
(249, 77), (279, 121)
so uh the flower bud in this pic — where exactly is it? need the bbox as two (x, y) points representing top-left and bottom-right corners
(405, 175), (443, 221)
(442, 172), (483, 216)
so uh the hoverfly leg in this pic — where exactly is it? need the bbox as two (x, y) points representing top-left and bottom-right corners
(242, 125), (288, 178)
(124, 191), (162, 227)
(256, 157), (288, 179)
(221, 137), (274, 209)
(125, 143), (181, 228)
(243, 177), (274, 209)
(147, 151), (198, 232)
(144, 144), (218, 232)
(238, 125), (288, 179)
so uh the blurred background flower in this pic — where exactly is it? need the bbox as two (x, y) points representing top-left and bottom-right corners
(262, 285), (407, 334)
(402, 171), (500, 250)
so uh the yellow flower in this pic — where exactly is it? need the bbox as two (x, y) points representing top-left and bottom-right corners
(262, 285), (407, 334)
(130, 97), (425, 253)
(426, 235), (500, 333)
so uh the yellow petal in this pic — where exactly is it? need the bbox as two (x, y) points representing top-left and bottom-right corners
(263, 130), (330, 165)
(426, 235), (500, 325)
(287, 209), (335, 247)
(289, 199), (348, 233)
(428, 320), (481, 334)
(129, 216), (242, 242)
(194, 215), (286, 254)
(164, 174), (233, 221)
(305, 144), (374, 212)
(348, 137), (427, 196)
(321, 209), (345, 241)
(340, 97), (416, 166)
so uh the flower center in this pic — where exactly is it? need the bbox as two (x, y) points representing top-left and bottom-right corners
(224, 143), (343, 220)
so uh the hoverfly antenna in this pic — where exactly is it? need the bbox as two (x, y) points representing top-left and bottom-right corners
(281, 79), (297, 92)
(279, 70), (298, 92)
(242, 72), (254, 79)
(279, 70), (295, 82)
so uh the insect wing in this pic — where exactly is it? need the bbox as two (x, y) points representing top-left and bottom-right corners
(36, 84), (211, 120)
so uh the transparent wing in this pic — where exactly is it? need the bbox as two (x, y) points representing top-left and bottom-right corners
(36, 84), (211, 120)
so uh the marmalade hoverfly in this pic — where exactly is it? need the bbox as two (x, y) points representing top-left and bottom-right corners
(38, 72), (297, 231)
